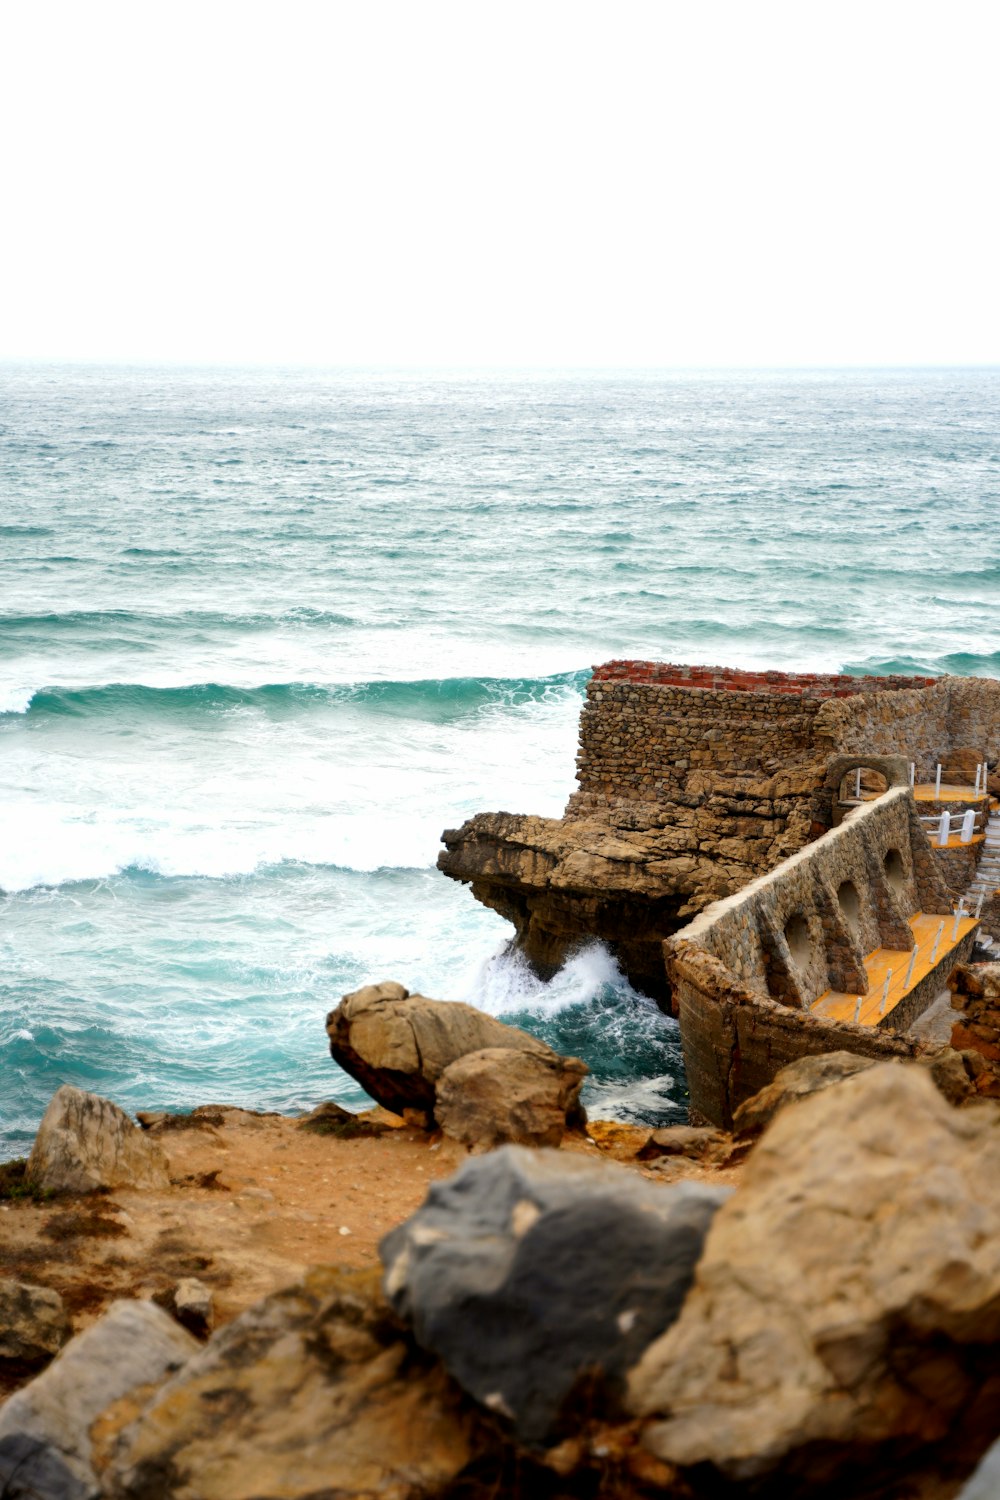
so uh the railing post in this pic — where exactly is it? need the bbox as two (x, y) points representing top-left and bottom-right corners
(909, 762), (915, 788)
(975, 765), (982, 795)
(961, 809), (975, 844)
(880, 969), (892, 1015)
(935, 763), (942, 798)
(930, 920), (945, 964)
(938, 811), (950, 847)
(904, 944), (918, 989)
(855, 767), (862, 800)
(853, 994), (863, 1023)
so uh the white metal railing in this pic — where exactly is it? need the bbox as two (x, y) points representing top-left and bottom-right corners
(847, 896), (982, 1025)
(918, 808), (982, 844)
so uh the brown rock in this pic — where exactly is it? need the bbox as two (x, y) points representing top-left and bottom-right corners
(942, 748), (984, 785)
(635, 1126), (725, 1162)
(730, 1051), (877, 1138)
(585, 1119), (653, 1158)
(628, 1064), (1000, 1485)
(434, 1046), (587, 1149)
(26, 1086), (170, 1194)
(297, 1100), (403, 1138)
(98, 1267), (477, 1500)
(326, 980), (574, 1118)
(0, 1279), (70, 1365)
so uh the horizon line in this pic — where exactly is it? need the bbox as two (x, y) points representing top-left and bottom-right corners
(2, 358), (1000, 374)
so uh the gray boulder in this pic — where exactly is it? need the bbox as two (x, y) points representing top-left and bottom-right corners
(326, 981), (587, 1127)
(0, 1435), (91, 1500)
(26, 1086), (170, 1194)
(960, 1435), (1000, 1500)
(380, 1144), (729, 1444)
(434, 1046), (587, 1149)
(0, 1299), (197, 1490)
(0, 1279), (70, 1364)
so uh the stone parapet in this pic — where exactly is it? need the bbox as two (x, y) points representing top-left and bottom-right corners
(665, 788), (962, 1125)
(591, 660), (938, 697)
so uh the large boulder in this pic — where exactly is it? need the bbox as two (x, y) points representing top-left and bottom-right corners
(0, 1299), (196, 1491)
(434, 1046), (587, 1149)
(380, 1145), (729, 1445)
(97, 1268), (477, 1500)
(26, 1086), (170, 1194)
(326, 982), (587, 1131)
(0, 1279), (70, 1365)
(628, 1064), (1000, 1486)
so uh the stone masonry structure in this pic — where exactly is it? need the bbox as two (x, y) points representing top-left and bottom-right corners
(667, 787), (977, 1126)
(440, 662), (1000, 1001)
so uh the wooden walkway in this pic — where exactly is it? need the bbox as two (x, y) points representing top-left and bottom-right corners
(812, 910), (978, 1028)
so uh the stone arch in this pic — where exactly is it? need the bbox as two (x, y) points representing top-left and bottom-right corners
(824, 754), (910, 826)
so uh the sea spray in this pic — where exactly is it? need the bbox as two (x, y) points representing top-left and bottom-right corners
(465, 943), (687, 1126)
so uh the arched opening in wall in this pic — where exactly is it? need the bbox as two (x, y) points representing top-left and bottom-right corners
(839, 767), (890, 803)
(837, 880), (861, 938)
(884, 849), (906, 897)
(784, 913), (812, 969)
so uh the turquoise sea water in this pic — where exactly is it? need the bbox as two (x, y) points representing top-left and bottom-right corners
(1, 365), (999, 1158)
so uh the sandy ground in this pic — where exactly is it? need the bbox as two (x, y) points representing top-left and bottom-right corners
(0, 1107), (742, 1399)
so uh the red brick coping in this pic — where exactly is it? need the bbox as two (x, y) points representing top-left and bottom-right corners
(590, 661), (939, 699)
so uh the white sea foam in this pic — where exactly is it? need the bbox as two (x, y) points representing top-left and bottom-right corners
(461, 940), (628, 1017)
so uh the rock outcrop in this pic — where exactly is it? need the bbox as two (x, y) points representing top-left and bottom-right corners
(0, 1299), (197, 1491)
(438, 812), (712, 1001)
(326, 982), (587, 1144)
(97, 1268), (477, 1500)
(26, 1085), (170, 1194)
(380, 1144), (729, 1445)
(950, 962), (1000, 1093)
(628, 1063), (1000, 1487)
(0, 1279), (70, 1366)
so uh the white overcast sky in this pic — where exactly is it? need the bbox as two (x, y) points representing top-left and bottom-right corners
(1, 1), (996, 366)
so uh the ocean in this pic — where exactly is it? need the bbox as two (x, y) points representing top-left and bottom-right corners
(1, 364), (998, 1159)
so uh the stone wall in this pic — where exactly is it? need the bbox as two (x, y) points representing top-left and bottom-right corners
(668, 789), (951, 1009)
(665, 788), (963, 1126)
(671, 941), (922, 1129)
(816, 677), (1000, 781)
(565, 675), (835, 895)
(572, 665), (1000, 825)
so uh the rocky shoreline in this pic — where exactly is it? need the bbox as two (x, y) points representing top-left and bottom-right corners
(3, 981), (1000, 1498)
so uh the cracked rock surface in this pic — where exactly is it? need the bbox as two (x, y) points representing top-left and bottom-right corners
(629, 1063), (1000, 1485)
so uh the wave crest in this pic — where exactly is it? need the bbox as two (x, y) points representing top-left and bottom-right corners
(1, 670), (591, 722)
